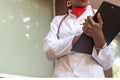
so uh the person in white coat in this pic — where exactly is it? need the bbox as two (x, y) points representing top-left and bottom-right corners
(44, 0), (114, 77)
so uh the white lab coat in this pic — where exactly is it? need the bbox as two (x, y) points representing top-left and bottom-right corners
(43, 5), (114, 77)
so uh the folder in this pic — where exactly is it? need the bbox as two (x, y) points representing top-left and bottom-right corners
(71, 1), (120, 54)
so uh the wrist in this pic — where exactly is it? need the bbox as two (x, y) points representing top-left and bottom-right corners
(72, 35), (80, 46)
(93, 33), (105, 49)
(95, 43), (106, 54)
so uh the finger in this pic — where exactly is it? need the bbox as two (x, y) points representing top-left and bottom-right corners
(97, 13), (103, 25)
(82, 26), (89, 34)
(83, 27), (88, 34)
(87, 16), (96, 26)
(83, 19), (92, 33)
(82, 23), (88, 33)
(82, 26), (86, 32)
(85, 19), (92, 29)
(83, 19), (88, 30)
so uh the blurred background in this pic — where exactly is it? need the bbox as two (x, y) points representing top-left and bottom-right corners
(113, 35), (120, 77)
(0, 0), (119, 78)
(0, 0), (54, 77)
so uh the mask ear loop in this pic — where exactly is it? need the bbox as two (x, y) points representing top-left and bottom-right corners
(67, 0), (72, 14)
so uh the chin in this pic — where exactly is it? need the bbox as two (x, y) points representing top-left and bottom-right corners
(78, 4), (88, 7)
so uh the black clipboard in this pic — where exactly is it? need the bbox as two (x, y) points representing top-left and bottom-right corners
(71, 1), (120, 54)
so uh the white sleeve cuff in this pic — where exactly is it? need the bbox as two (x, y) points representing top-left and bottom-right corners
(92, 43), (107, 57)
(92, 43), (114, 70)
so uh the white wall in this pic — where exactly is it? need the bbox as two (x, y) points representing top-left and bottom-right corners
(0, 0), (54, 77)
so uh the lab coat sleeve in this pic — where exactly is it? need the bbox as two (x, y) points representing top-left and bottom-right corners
(92, 42), (115, 70)
(43, 16), (74, 60)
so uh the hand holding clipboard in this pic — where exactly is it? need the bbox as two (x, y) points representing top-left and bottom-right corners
(71, 1), (120, 54)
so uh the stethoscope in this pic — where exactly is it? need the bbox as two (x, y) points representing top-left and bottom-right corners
(56, 6), (95, 39)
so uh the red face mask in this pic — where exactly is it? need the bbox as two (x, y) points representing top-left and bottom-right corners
(71, 6), (87, 19)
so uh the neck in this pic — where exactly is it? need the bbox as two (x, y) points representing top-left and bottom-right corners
(72, 4), (89, 8)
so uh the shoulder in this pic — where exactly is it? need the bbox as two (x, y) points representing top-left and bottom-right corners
(51, 14), (68, 24)
(53, 14), (68, 21)
(85, 5), (97, 15)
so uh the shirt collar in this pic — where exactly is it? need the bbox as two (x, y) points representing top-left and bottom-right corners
(69, 5), (93, 19)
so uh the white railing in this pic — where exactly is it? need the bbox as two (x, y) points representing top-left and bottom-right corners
(0, 73), (33, 78)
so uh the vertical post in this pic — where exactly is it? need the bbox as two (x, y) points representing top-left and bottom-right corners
(55, 0), (67, 16)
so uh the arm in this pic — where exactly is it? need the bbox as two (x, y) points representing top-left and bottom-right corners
(44, 16), (75, 60)
(92, 42), (114, 70)
(83, 13), (105, 53)
(83, 13), (114, 70)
